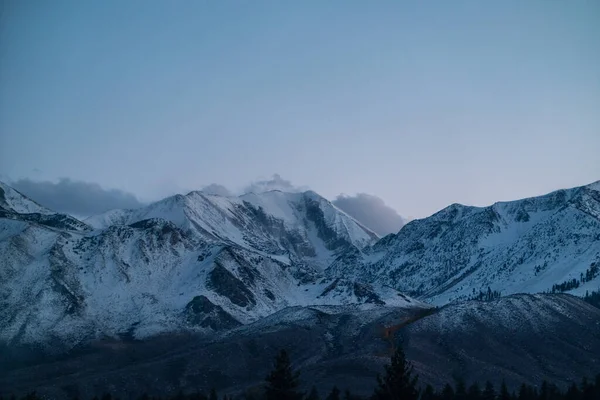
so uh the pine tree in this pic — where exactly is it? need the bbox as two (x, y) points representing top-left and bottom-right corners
(173, 390), (185, 400)
(581, 377), (594, 400)
(306, 386), (320, 400)
(564, 383), (580, 400)
(264, 349), (303, 400)
(371, 345), (419, 400)
(441, 383), (455, 400)
(468, 382), (482, 400)
(455, 380), (467, 400)
(517, 383), (537, 400)
(499, 381), (512, 400)
(421, 384), (436, 400)
(538, 381), (549, 400)
(209, 388), (218, 400)
(482, 381), (495, 400)
(326, 386), (341, 400)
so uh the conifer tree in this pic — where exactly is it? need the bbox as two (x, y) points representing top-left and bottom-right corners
(209, 388), (218, 400)
(468, 382), (482, 400)
(580, 377), (594, 400)
(371, 345), (419, 400)
(173, 390), (186, 400)
(539, 381), (549, 400)
(564, 383), (580, 400)
(326, 386), (341, 400)
(442, 383), (455, 400)
(455, 379), (467, 400)
(306, 386), (320, 400)
(482, 381), (495, 400)
(500, 381), (511, 400)
(421, 384), (436, 400)
(264, 349), (303, 400)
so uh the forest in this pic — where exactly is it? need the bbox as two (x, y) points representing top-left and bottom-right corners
(3, 345), (598, 400)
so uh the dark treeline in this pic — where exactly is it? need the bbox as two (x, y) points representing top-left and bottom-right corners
(583, 289), (600, 308)
(466, 286), (502, 302)
(2, 346), (599, 400)
(550, 262), (599, 294)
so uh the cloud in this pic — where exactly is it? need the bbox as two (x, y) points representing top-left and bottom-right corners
(201, 183), (233, 197)
(333, 193), (405, 236)
(243, 174), (307, 194)
(9, 178), (145, 217)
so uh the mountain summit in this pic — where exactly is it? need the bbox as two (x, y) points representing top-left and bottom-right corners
(328, 181), (600, 304)
(0, 182), (418, 348)
(1, 180), (599, 348)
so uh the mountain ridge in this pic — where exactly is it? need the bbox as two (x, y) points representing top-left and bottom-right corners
(0, 181), (418, 349)
(1, 179), (599, 348)
(328, 180), (600, 304)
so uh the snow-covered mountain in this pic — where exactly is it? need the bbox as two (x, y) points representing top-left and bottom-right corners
(0, 182), (423, 348)
(328, 181), (600, 304)
(85, 190), (378, 268)
(3, 179), (599, 349)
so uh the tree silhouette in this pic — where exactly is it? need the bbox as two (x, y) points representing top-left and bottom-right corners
(421, 384), (436, 400)
(264, 349), (303, 400)
(306, 386), (320, 400)
(371, 345), (419, 400)
(467, 382), (482, 400)
(442, 383), (456, 400)
(482, 381), (495, 400)
(325, 386), (341, 400)
(499, 381), (512, 400)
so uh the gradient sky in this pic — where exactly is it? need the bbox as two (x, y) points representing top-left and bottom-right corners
(1, 0), (599, 218)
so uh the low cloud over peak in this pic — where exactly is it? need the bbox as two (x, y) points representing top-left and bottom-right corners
(333, 193), (405, 237)
(6, 175), (406, 236)
(243, 174), (308, 194)
(9, 178), (144, 217)
(200, 183), (234, 197)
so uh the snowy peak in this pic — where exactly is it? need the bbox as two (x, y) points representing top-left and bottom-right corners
(0, 181), (90, 232)
(0, 181), (53, 215)
(0, 182), (408, 348)
(330, 180), (600, 304)
(86, 188), (378, 267)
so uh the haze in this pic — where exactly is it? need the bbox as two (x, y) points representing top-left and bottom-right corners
(1, 0), (599, 224)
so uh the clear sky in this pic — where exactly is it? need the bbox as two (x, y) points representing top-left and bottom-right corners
(1, 0), (599, 218)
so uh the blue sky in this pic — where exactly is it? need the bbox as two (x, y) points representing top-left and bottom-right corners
(1, 0), (599, 218)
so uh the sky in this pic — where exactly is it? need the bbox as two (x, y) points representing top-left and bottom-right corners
(1, 0), (599, 224)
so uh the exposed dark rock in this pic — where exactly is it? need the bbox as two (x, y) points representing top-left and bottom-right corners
(185, 295), (241, 330)
(207, 263), (256, 307)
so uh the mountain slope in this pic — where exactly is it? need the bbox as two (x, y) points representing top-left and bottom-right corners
(2, 294), (598, 398)
(0, 182), (53, 215)
(329, 181), (600, 304)
(87, 190), (377, 269)
(0, 182), (419, 348)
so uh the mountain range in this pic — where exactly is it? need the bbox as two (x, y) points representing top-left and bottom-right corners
(329, 181), (600, 304)
(0, 182), (422, 349)
(1, 179), (600, 397)
(1, 180), (599, 349)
